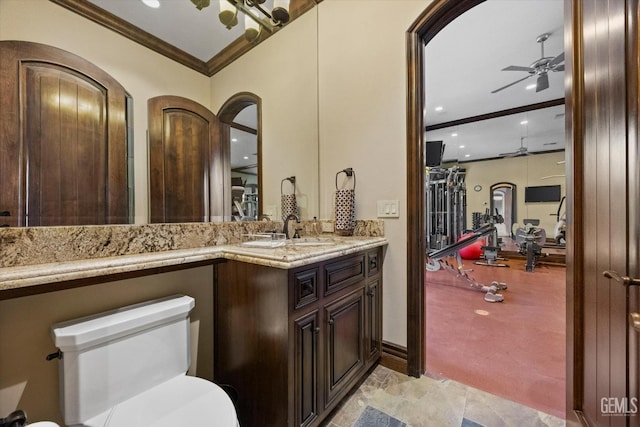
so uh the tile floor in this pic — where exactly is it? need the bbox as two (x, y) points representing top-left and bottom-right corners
(324, 365), (565, 427)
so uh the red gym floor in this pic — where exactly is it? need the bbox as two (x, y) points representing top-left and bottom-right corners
(425, 255), (566, 418)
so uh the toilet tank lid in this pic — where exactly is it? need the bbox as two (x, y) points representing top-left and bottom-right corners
(52, 295), (195, 352)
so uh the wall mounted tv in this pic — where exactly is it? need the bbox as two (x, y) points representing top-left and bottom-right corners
(525, 185), (562, 203)
(425, 141), (445, 167)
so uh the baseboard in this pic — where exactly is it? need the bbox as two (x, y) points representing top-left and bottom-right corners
(380, 341), (408, 375)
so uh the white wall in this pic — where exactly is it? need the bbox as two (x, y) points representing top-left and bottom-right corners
(210, 9), (320, 221)
(0, 0), (211, 224)
(317, 0), (428, 347)
(463, 151), (566, 234)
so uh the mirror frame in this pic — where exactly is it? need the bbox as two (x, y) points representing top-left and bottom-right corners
(218, 92), (262, 219)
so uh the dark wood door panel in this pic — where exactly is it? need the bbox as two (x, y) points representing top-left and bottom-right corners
(148, 96), (225, 223)
(0, 41), (128, 226)
(293, 310), (320, 427)
(24, 65), (109, 225)
(324, 288), (364, 407)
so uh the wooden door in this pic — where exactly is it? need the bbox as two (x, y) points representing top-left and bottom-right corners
(148, 96), (226, 223)
(0, 41), (129, 226)
(568, 0), (639, 424)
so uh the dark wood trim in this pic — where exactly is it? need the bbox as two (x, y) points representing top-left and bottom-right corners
(0, 259), (224, 301)
(406, 0), (485, 379)
(565, 0), (582, 423)
(230, 122), (257, 135)
(425, 98), (565, 132)
(627, 0), (640, 417)
(450, 148), (565, 164)
(380, 341), (408, 375)
(49, 0), (208, 75)
(50, 0), (318, 77)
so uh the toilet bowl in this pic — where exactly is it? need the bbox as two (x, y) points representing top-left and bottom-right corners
(51, 295), (238, 427)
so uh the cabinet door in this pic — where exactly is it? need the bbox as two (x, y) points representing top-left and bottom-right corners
(366, 278), (382, 364)
(293, 310), (320, 427)
(324, 288), (365, 407)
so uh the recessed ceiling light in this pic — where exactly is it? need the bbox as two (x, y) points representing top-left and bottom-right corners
(141, 0), (160, 8)
(451, 132), (458, 137)
(525, 83), (537, 90)
(435, 106), (444, 112)
(243, 156), (249, 160)
(465, 154), (471, 158)
(231, 138), (238, 142)
(459, 145), (465, 149)
(520, 120), (528, 125)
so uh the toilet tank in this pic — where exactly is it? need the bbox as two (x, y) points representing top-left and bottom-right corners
(51, 295), (195, 426)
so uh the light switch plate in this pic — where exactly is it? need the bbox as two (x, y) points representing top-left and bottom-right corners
(377, 200), (399, 218)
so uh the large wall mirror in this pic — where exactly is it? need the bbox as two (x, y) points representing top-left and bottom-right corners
(0, 0), (320, 226)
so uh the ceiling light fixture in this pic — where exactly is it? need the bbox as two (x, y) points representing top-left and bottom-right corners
(191, 0), (290, 43)
(459, 145), (465, 149)
(525, 83), (537, 90)
(520, 120), (529, 125)
(465, 154), (471, 158)
(141, 0), (161, 8)
(451, 132), (458, 137)
(434, 106), (444, 112)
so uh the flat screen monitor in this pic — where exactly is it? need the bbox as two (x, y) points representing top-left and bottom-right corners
(525, 185), (562, 203)
(425, 140), (444, 167)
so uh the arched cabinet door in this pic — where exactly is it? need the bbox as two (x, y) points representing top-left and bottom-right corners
(0, 41), (129, 226)
(148, 96), (227, 223)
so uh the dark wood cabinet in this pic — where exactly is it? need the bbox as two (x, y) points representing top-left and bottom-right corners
(214, 247), (383, 427)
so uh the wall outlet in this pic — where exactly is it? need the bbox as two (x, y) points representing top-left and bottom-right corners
(321, 222), (334, 232)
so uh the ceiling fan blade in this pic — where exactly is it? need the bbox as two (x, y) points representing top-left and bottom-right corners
(536, 73), (550, 92)
(553, 64), (565, 72)
(503, 153), (524, 158)
(491, 74), (532, 94)
(548, 52), (565, 67)
(502, 65), (536, 72)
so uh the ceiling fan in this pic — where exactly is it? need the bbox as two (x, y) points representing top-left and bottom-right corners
(491, 33), (565, 94)
(499, 137), (530, 157)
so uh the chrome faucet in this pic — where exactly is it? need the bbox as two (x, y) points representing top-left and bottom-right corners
(283, 213), (300, 239)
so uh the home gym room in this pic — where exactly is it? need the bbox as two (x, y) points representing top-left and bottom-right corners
(421, 0), (566, 420)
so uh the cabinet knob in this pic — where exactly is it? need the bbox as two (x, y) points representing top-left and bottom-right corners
(314, 326), (320, 334)
(328, 318), (334, 325)
(367, 289), (375, 297)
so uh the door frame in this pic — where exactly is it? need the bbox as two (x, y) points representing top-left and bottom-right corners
(405, 0), (581, 422)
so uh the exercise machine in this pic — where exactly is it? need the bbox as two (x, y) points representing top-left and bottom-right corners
(474, 208), (508, 268)
(426, 166), (466, 250)
(515, 226), (547, 272)
(553, 196), (566, 246)
(426, 224), (508, 303)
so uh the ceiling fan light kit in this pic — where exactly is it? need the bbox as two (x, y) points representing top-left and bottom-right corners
(491, 32), (565, 94)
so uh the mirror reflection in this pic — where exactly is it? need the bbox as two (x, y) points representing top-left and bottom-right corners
(229, 105), (260, 221)
(426, 104), (566, 236)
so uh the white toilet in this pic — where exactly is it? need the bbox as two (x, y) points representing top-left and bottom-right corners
(51, 295), (238, 427)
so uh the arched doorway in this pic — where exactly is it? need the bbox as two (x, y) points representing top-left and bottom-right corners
(218, 92), (262, 220)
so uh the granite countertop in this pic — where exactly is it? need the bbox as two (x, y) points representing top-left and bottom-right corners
(0, 236), (388, 293)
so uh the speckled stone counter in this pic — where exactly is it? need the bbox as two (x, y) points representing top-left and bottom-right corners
(0, 220), (386, 297)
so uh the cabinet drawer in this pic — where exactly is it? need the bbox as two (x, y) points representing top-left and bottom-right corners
(293, 267), (320, 310)
(324, 254), (365, 296)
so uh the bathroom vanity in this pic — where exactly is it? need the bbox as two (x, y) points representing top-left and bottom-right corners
(0, 221), (386, 427)
(214, 245), (384, 427)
